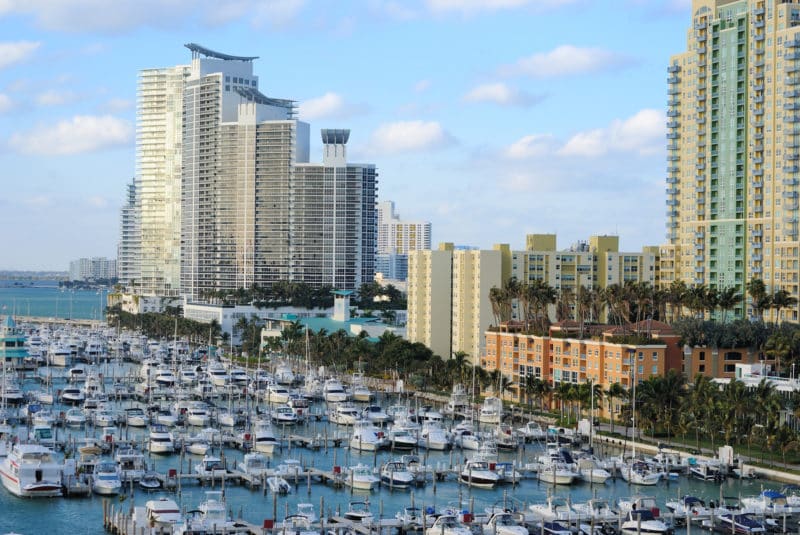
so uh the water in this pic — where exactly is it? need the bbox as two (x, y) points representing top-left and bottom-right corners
(0, 280), (109, 320)
(0, 366), (771, 535)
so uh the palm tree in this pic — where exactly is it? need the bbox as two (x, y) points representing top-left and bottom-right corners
(448, 351), (471, 386)
(605, 382), (626, 434)
(665, 280), (688, 322)
(489, 286), (504, 327)
(717, 286), (740, 323)
(748, 278), (771, 321)
(772, 288), (798, 323)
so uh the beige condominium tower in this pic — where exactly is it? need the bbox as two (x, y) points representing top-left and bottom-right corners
(663, 0), (800, 322)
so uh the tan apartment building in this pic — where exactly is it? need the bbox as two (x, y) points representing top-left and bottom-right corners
(663, 0), (800, 322)
(407, 243), (508, 363)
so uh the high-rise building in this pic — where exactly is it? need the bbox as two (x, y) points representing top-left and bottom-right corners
(407, 243), (508, 363)
(376, 201), (431, 281)
(135, 63), (188, 297)
(122, 44), (376, 302)
(664, 0), (800, 322)
(117, 179), (139, 287)
(69, 257), (117, 281)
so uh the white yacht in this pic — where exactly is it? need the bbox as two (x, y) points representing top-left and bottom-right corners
(328, 403), (360, 425)
(274, 364), (295, 385)
(417, 421), (451, 451)
(350, 419), (387, 452)
(342, 463), (380, 491)
(206, 363), (230, 387)
(124, 406), (148, 427)
(0, 443), (63, 497)
(459, 459), (501, 489)
(620, 510), (671, 535)
(266, 383), (291, 404)
(238, 452), (270, 478)
(92, 460), (122, 495)
(478, 396), (503, 424)
(362, 404), (391, 424)
(323, 378), (349, 402)
(529, 496), (574, 522)
(185, 402), (211, 427)
(147, 424), (175, 454)
(444, 383), (471, 417)
(195, 454), (226, 477)
(252, 419), (279, 454)
(176, 491), (235, 534)
(271, 406), (298, 425)
(425, 515), (471, 535)
(145, 498), (183, 529)
(380, 460), (416, 488)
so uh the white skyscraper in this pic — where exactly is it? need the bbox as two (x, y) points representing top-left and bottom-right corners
(376, 200), (431, 281)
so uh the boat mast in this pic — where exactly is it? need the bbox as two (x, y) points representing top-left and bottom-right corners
(630, 348), (636, 458)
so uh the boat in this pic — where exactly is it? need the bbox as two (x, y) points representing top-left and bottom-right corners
(537, 463), (577, 485)
(386, 425), (418, 451)
(576, 457), (612, 484)
(323, 378), (349, 403)
(483, 512), (529, 535)
(185, 402), (211, 427)
(287, 394), (310, 423)
(147, 424), (175, 454)
(92, 460), (122, 495)
(740, 489), (794, 516)
(0, 443), (63, 497)
(176, 491), (235, 534)
(453, 421), (483, 450)
(124, 406), (148, 427)
(362, 404), (390, 424)
(529, 496), (573, 522)
(266, 383), (292, 404)
(478, 396), (503, 424)
(267, 474), (291, 494)
(296, 502), (318, 523)
(279, 515), (317, 535)
(145, 497), (182, 528)
(619, 461), (661, 486)
(516, 420), (546, 442)
(29, 424), (56, 449)
(195, 454), (226, 477)
(350, 419), (387, 452)
(380, 460), (416, 488)
(184, 435), (211, 456)
(459, 459), (501, 489)
(138, 471), (161, 490)
(115, 447), (146, 482)
(206, 363), (230, 387)
(444, 383), (470, 417)
(351, 373), (374, 402)
(716, 514), (766, 535)
(228, 367), (249, 385)
(665, 495), (709, 519)
(492, 423), (519, 450)
(274, 363), (295, 385)
(538, 522), (574, 535)
(238, 452), (270, 478)
(343, 500), (374, 524)
(424, 515), (471, 535)
(417, 421), (451, 451)
(396, 506), (423, 531)
(689, 459), (724, 481)
(64, 408), (87, 427)
(252, 419), (279, 454)
(60, 387), (85, 405)
(571, 498), (619, 522)
(328, 403), (360, 425)
(620, 510), (671, 535)
(343, 463), (380, 490)
(271, 405), (299, 425)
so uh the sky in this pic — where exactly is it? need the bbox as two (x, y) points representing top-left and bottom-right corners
(0, 0), (694, 271)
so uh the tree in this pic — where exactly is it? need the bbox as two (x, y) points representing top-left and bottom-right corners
(605, 382), (626, 434)
(747, 279), (771, 320)
(716, 286), (740, 323)
(772, 289), (798, 323)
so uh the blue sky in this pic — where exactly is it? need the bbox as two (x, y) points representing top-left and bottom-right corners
(0, 0), (691, 271)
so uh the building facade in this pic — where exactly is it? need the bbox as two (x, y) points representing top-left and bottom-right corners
(122, 44), (377, 302)
(663, 0), (800, 322)
(376, 201), (431, 281)
(117, 179), (139, 287)
(134, 63), (188, 296)
(512, 235), (659, 321)
(407, 243), (507, 362)
(68, 257), (117, 281)
(482, 321), (683, 418)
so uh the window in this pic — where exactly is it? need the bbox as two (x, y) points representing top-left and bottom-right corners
(652, 365), (658, 374)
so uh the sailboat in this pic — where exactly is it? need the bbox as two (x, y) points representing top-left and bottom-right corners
(619, 353), (661, 486)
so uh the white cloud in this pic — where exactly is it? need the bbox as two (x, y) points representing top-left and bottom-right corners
(462, 82), (542, 107)
(298, 92), (367, 121)
(367, 120), (454, 155)
(505, 134), (558, 159)
(414, 79), (431, 93)
(0, 41), (40, 70)
(0, 0), (306, 32)
(426, 0), (576, 14)
(369, 0), (418, 20)
(8, 115), (133, 155)
(559, 109), (665, 157)
(35, 90), (77, 106)
(502, 45), (633, 78)
(0, 94), (12, 113)
(100, 98), (134, 113)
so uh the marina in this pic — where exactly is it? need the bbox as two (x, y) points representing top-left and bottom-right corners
(0, 315), (794, 535)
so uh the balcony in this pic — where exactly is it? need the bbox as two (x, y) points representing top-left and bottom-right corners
(754, 84), (764, 92)
(752, 229), (763, 237)
(786, 153), (800, 161)
(667, 121), (680, 129)
(695, 185), (706, 193)
(783, 191), (800, 199)
(754, 7), (764, 16)
(784, 165), (800, 173)
(666, 199), (680, 206)
(754, 193), (763, 201)
(668, 99), (680, 106)
(752, 242), (763, 249)
(753, 157), (763, 164)
(754, 107), (765, 116)
(667, 166), (679, 173)
(667, 132), (679, 139)
(667, 65), (681, 73)
(668, 76), (680, 84)
(696, 163), (706, 170)
(666, 176), (678, 184)
(752, 254), (763, 262)
(753, 180), (764, 188)
(784, 178), (800, 186)
(695, 230), (705, 238)
(668, 87), (680, 95)
(755, 20), (765, 29)
(788, 64), (800, 74)
(667, 110), (680, 117)
(787, 77), (800, 86)
(753, 120), (764, 128)
(666, 187), (679, 195)
(695, 266), (705, 273)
